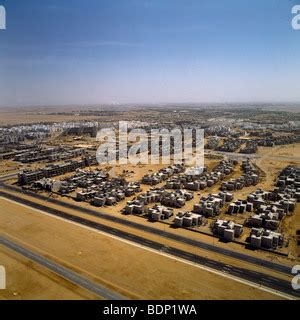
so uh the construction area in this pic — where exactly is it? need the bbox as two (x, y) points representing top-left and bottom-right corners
(0, 105), (300, 300)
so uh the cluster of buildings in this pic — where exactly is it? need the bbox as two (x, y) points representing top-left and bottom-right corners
(227, 199), (254, 214)
(0, 133), (25, 147)
(0, 124), (52, 145)
(255, 134), (300, 148)
(76, 176), (141, 207)
(227, 166), (299, 249)
(247, 166), (299, 231)
(31, 168), (143, 207)
(141, 164), (185, 185)
(173, 211), (205, 228)
(64, 169), (108, 188)
(63, 126), (98, 138)
(238, 121), (298, 131)
(123, 188), (163, 215)
(250, 228), (284, 249)
(14, 147), (86, 163)
(246, 189), (291, 231)
(0, 143), (39, 161)
(193, 191), (234, 217)
(212, 219), (243, 241)
(239, 135), (300, 154)
(123, 199), (146, 214)
(147, 205), (174, 221)
(246, 130), (272, 137)
(123, 188), (194, 215)
(165, 160), (237, 191)
(161, 189), (194, 207)
(205, 136), (220, 150)
(239, 140), (258, 154)
(169, 166), (297, 247)
(0, 121), (105, 161)
(32, 178), (77, 194)
(204, 125), (299, 154)
(48, 169), (142, 207)
(18, 155), (98, 185)
(216, 138), (243, 152)
(204, 126), (239, 138)
(277, 166), (300, 200)
(29, 169), (108, 195)
(220, 160), (259, 191)
(247, 165), (298, 213)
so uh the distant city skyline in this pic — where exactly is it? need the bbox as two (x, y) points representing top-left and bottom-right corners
(0, 0), (300, 107)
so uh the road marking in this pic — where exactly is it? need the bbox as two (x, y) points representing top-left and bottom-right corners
(0, 236), (125, 300)
(261, 278), (272, 283)
(0, 196), (296, 300)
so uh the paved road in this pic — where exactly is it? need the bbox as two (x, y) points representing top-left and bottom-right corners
(0, 236), (126, 300)
(206, 150), (300, 162)
(0, 191), (299, 299)
(2, 184), (292, 276)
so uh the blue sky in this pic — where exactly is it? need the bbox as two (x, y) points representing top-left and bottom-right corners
(0, 0), (299, 106)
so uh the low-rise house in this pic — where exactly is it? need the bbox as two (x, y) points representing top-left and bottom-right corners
(212, 219), (243, 241)
(250, 228), (284, 249)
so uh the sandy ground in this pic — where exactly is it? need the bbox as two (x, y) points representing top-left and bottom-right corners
(0, 246), (100, 300)
(254, 144), (300, 259)
(0, 112), (103, 126)
(0, 198), (283, 300)
(255, 144), (300, 189)
(0, 161), (21, 175)
(4, 184), (296, 274)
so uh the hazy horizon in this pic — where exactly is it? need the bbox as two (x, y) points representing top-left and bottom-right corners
(1, 101), (300, 112)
